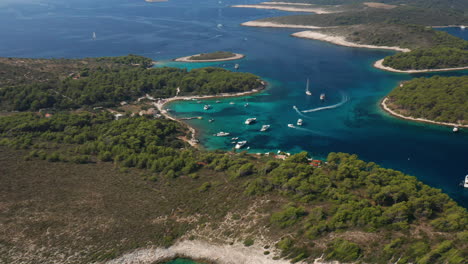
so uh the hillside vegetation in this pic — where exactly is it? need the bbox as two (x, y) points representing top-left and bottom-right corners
(386, 76), (468, 125)
(0, 56), (262, 111)
(1, 56), (467, 263)
(0, 113), (467, 263)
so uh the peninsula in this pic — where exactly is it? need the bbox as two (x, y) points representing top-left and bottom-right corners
(239, 0), (468, 72)
(1, 56), (467, 264)
(174, 51), (245, 62)
(382, 76), (468, 127)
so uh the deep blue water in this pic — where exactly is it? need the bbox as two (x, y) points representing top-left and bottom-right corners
(0, 0), (467, 207)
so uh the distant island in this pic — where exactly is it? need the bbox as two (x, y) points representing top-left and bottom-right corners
(238, 0), (468, 72)
(174, 51), (245, 62)
(382, 76), (468, 127)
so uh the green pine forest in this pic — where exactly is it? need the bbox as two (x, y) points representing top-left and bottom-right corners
(386, 76), (468, 125)
(0, 56), (467, 264)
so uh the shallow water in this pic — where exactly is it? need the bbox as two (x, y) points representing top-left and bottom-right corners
(164, 258), (204, 264)
(0, 0), (467, 206)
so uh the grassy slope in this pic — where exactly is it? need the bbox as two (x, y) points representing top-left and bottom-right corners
(0, 147), (268, 263)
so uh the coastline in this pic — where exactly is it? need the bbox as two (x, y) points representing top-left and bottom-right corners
(292, 31), (411, 52)
(374, 59), (468, 73)
(155, 85), (266, 147)
(232, 4), (336, 14)
(242, 21), (325, 29)
(174, 53), (245, 63)
(381, 97), (467, 128)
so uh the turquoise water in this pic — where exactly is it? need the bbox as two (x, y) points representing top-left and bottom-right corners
(164, 258), (204, 264)
(0, 0), (467, 207)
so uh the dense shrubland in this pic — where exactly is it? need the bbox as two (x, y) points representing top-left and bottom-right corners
(386, 76), (468, 124)
(1, 112), (466, 263)
(0, 66), (261, 111)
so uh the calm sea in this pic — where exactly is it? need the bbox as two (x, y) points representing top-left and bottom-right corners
(0, 0), (466, 208)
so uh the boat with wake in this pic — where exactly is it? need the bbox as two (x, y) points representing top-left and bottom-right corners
(235, 140), (247, 149)
(305, 78), (311, 96)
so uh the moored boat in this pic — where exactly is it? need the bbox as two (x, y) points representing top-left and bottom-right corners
(287, 124), (295, 128)
(320, 93), (326, 101)
(214, 131), (230, 137)
(260, 125), (270, 132)
(297, 119), (303, 126)
(204, 105), (212, 110)
(464, 175), (468, 188)
(453, 127), (459, 133)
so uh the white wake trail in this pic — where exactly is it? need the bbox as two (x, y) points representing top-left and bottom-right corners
(301, 95), (349, 113)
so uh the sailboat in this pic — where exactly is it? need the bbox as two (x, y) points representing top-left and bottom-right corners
(92, 32), (97, 40)
(305, 78), (311, 96)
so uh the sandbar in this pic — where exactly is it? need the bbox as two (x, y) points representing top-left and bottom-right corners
(232, 4), (336, 14)
(174, 53), (245, 63)
(242, 21), (325, 29)
(292, 31), (410, 52)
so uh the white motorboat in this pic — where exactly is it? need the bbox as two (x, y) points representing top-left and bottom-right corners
(204, 105), (212, 110)
(453, 127), (459, 133)
(320, 93), (326, 101)
(260, 125), (270, 132)
(297, 119), (303, 126)
(215, 131), (230, 137)
(287, 124), (295, 128)
(235, 140), (247, 149)
(464, 175), (468, 188)
(245, 118), (257, 125)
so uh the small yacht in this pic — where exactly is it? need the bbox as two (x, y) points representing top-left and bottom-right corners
(215, 131), (230, 137)
(231, 137), (239, 140)
(305, 78), (311, 96)
(209, 119), (215, 123)
(235, 140), (247, 149)
(204, 105), (212, 110)
(234, 64), (240, 70)
(216, 100), (221, 103)
(245, 118), (257, 125)
(92, 32), (96, 40)
(287, 124), (295, 128)
(464, 175), (468, 188)
(260, 125), (270, 132)
(297, 119), (303, 126)
(244, 103), (249, 107)
(453, 127), (459, 133)
(320, 93), (326, 101)
(461, 25), (466, 30)
(229, 102), (235, 105)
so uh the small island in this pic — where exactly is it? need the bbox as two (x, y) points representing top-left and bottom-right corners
(382, 76), (468, 127)
(174, 51), (245, 62)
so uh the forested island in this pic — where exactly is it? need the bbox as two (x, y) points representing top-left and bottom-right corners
(240, 0), (468, 71)
(1, 56), (467, 264)
(383, 76), (468, 126)
(175, 51), (245, 62)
